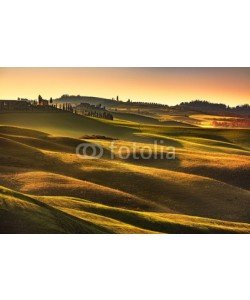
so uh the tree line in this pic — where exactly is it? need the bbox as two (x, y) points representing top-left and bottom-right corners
(176, 100), (250, 116)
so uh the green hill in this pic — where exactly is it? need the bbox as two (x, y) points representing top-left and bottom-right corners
(1, 186), (249, 234)
(0, 186), (111, 233)
(0, 125), (249, 222)
(0, 111), (249, 233)
(0, 112), (135, 139)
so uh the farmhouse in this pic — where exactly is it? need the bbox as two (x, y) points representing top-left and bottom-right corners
(38, 98), (49, 106)
(75, 102), (113, 120)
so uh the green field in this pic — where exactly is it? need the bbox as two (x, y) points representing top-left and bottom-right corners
(0, 112), (249, 233)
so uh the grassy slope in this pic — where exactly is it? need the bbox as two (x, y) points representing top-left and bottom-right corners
(0, 112), (249, 233)
(0, 186), (112, 233)
(0, 112), (135, 139)
(1, 112), (249, 149)
(0, 125), (249, 222)
(112, 111), (191, 127)
(1, 186), (249, 233)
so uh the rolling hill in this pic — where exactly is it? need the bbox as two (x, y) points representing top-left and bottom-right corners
(0, 111), (249, 233)
(1, 186), (250, 234)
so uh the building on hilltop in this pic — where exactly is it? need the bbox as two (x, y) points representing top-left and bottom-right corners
(38, 98), (49, 106)
(75, 102), (113, 120)
(37, 95), (49, 106)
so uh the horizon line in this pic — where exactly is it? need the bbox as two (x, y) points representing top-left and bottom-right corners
(0, 95), (249, 108)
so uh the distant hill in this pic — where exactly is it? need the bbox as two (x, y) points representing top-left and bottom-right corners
(175, 100), (250, 116)
(55, 95), (117, 107)
(54, 94), (168, 109)
(54, 96), (250, 117)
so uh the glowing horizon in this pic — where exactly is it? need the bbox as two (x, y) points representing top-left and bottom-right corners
(0, 67), (249, 106)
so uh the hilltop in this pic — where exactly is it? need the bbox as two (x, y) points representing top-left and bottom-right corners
(52, 95), (250, 128)
(175, 100), (250, 116)
(54, 95), (250, 113)
(54, 94), (168, 108)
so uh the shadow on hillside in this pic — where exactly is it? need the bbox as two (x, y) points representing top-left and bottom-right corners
(182, 165), (250, 190)
(132, 134), (184, 148)
(0, 125), (49, 138)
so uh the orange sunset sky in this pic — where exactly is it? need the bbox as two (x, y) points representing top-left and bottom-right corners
(0, 68), (249, 106)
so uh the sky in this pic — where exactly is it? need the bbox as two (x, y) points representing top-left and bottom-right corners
(0, 68), (249, 106)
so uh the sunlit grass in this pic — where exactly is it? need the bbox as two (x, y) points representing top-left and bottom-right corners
(0, 111), (249, 233)
(1, 185), (249, 233)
